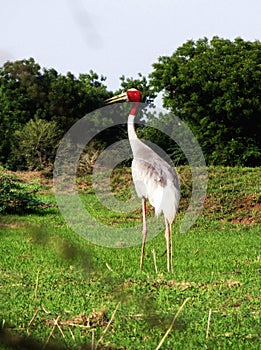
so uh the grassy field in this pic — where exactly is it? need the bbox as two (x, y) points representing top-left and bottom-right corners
(0, 166), (260, 349)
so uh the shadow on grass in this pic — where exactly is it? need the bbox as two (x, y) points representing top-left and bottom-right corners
(0, 326), (65, 350)
(0, 324), (119, 350)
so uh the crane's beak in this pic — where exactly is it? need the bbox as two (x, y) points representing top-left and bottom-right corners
(105, 92), (128, 104)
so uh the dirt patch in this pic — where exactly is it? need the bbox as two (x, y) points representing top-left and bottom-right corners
(16, 170), (53, 186)
(0, 220), (28, 229)
(45, 309), (108, 330)
(229, 194), (261, 225)
(204, 193), (261, 225)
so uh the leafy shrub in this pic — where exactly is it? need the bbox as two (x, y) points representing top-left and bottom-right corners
(0, 170), (47, 213)
(12, 118), (61, 170)
(77, 140), (105, 176)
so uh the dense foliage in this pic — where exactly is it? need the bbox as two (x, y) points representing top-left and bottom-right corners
(149, 37), (261, 166)
(0, 168), (46, 213)
(0, 58), (111, 169)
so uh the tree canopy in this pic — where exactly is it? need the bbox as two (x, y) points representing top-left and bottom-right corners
(149, 37), (261, 166)
(1, 37), (260, 171)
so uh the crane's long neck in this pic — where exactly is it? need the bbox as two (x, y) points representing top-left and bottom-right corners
(128, 114), (138, 142)
(128, 102), (143, 157)
(127, 103), (139, 152)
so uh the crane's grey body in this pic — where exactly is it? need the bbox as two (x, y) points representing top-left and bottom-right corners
(131, 140), (180, 223)
(128, 113), (180, 271)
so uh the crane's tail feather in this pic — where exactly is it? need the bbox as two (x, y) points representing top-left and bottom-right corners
(150, 180), (179, 224)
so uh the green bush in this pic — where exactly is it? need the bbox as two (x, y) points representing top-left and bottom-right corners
(0, 169), (47, 213)
(12, 118), (61, 170)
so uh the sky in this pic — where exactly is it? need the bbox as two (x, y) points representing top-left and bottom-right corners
(1, 0), (260, 93)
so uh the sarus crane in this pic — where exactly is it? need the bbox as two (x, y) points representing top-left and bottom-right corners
(106, 89), (180, 272)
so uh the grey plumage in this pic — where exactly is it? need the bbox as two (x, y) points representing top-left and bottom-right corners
(131, 139), (180, 221)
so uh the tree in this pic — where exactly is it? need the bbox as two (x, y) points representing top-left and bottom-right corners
(0, 58), (45, 164)
(47, 70), (110, 132)
(0, 58), (111, 169)
(149, 37), (261, 166)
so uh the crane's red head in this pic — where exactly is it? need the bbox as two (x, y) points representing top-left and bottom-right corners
(105, 88), (141, 116)
(126, 88), (141, 102)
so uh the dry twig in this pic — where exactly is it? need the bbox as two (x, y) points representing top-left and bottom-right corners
(206, 308), (212, 339)
(152, 249), (158, 274)
(155, 298), (190, 350)
(95, 302), (120, 349)
(27, 307), (40, 336)
(43, 315), (61, 349)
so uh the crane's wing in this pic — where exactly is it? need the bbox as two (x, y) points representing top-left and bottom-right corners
(132, 158), (166, 195)
(132, 157), (180, 223)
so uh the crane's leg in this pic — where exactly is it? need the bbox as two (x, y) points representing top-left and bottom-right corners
(170, 223), (173, 274)
(164, 217), (172, 272)
(140, 197), (147, 269)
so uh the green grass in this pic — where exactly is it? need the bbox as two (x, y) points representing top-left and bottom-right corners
(0, 166), (260, 349)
